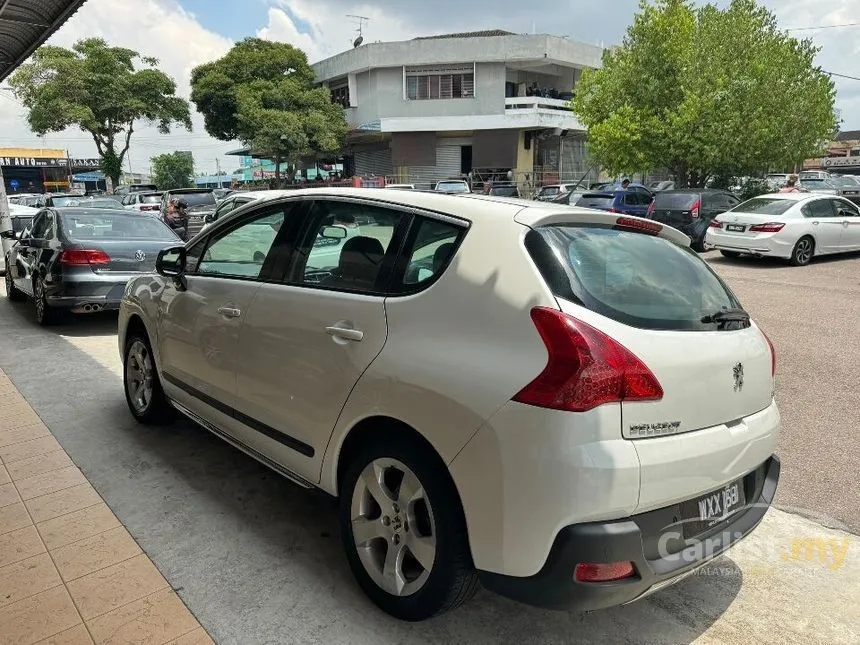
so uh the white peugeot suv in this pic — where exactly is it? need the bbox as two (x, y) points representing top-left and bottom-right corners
(118, 188), (780, 621)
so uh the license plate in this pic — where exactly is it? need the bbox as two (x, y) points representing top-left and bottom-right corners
(726, 224), (746, 232)
(680, 479), (746, 538)
(843, 191), (859, 196)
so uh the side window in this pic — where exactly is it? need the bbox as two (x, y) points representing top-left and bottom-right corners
(196, 208), (286, 280)
(802, 199), (836, 219)
(44, 214), (56, 240)
(213, 198), (235, 221)
(400, 218), (464, 288)
(30, 213), (49, 239)
(295, 201), (405, 292)
(833, 200), (860, 217)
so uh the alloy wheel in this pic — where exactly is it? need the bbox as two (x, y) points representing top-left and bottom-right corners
(126, 340), (154, 414)
(350, 458), (437, 597)
(795, 238), (813, 265)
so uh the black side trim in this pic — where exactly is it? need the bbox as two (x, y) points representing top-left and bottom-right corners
(162, 372), (315, 458)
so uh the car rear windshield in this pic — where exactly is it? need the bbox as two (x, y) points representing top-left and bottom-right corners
(60, 212), (176, 241)
(172, 191), (216, 206)
(654, 192), (699, 209)
(141, 194), (162, 203)
(437, 182), (468, 191)
(575, 194), (614, 209)
(525, 225), (741, 331)
(729, 198), (795, 215)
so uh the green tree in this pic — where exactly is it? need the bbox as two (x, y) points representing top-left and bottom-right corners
(190, 38), (347, 187)
(572, 0), (838, 187)
(9, 38), (192, 188)
(151, 152), (195, 190)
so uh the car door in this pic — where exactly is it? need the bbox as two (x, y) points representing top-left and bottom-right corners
(13, 211), (51, 295)
(156, 202), (300, 424)
(802, 198), (841, 253)
(831, 199), (860, 251)
(233, 198), (411, 481)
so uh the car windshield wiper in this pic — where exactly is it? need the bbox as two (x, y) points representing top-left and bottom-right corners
(701, 308), (751, 324)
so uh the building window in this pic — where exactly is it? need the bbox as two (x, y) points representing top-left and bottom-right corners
(405, 66), (474, 100)
(330, 85), (350, 108)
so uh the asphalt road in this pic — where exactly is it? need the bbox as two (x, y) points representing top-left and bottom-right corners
(0, 249), (857, 644)
(702, 250), (860, 533)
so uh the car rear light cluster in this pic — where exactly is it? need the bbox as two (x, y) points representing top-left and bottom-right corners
(574, 562), (636, 582)
(708, 220), (723, 229)
(748, 222), (785, 233)
(59, 249), (110, 266)
(615, 216), (662, 236)
(514, 308), (664, 413)
(690, 200), (701, 219)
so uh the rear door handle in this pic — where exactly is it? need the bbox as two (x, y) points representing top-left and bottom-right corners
(217, 306), (242, 318)
(326, 326), (364, 342)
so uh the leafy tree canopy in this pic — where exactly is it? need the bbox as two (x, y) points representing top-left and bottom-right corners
(151, 152), (195, 190)
(9, 38), (192, 187)
(572, 0), (838, 187)
(191, 38), (347, 185)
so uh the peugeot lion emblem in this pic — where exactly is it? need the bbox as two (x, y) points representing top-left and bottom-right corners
(135, 250), (146, 262)
(733, 362), (744, 392)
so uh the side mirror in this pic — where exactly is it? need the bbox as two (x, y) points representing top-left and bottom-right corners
(320, 225), (348, 239)
(156, 246), (186, 278)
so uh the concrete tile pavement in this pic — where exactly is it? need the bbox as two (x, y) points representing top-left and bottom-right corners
(0, 369), (214, 645)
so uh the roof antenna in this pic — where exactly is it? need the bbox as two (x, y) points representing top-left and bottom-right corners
(348, 15), (369, 48)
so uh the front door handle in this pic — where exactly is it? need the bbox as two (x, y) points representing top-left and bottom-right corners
(217, 306), (242, 318)
(325, 326), (364, 342)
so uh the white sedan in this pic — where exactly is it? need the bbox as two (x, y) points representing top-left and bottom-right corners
(705, 192), (860, 266)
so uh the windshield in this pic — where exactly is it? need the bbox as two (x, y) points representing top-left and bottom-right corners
(141, 194), (163, 203)
(172, 191), (216, 206)
(50, 196), (80, 207)
(436, 182), (468, 192)
(490, 186), (518, 196)
(526, 225), (741, 331)
(730, 197), (795, 215)
(575, 194), (615, 209)
(829, 176), (859, 188)
(60, 211), (177, 241)
(73, 198), (124, 209)
(654, 192), (699, 209)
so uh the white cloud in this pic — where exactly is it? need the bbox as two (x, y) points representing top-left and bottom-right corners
(0, 0), (239, 177)
(258, 0), (420, 63)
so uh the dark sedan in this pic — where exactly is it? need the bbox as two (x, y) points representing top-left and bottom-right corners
(3, 207), (180, 325)
(646, 189), (740, 251)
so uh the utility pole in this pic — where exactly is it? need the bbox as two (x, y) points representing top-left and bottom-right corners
(215, 158), (223, 188)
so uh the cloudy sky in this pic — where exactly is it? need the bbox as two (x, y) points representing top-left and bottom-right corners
(1, 0), (857, 175)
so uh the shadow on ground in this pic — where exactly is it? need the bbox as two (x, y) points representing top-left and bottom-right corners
(0, 297), (743, 645)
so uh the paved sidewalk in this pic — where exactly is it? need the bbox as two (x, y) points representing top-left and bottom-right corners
(0, 369), (214, 645)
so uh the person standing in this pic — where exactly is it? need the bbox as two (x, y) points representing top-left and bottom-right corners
(780, 175), (801, 193)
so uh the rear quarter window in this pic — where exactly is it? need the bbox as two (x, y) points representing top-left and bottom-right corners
(525, 225), (742, 331)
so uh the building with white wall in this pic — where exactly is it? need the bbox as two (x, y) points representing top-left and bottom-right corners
(312, 30), (605, 188)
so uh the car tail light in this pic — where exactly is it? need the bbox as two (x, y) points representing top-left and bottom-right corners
(59, 249), (110, 266)
(748, 222), (785, 233)
(513, 308), (663, 412)
(574, 562), (636, 582)
(762, 330), (776, 376)
(646, 200), (656, 217)
(708, 219), (723, 229)
(690, 199), (701, 219)
(615, 216), (662, 236)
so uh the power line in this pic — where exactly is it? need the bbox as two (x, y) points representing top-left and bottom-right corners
(825, 71), (860, 82)
(786, 22), (860, 32)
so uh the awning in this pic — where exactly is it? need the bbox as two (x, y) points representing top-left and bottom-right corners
(0, 0), (90, 82)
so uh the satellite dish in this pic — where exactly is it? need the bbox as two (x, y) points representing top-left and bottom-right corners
(353, 35), (364, 48)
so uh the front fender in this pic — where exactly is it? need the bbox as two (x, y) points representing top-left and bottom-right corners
(118, 274), (168, 366)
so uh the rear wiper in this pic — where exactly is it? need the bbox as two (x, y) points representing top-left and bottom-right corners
(701, 308), (751, 324)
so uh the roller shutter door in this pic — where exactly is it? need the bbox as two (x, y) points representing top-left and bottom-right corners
(354, 148), (393, 177)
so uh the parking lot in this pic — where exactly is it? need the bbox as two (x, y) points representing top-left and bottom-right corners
(0, 250), (858, 644)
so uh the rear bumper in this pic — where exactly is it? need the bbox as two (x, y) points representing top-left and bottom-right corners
(704, 230), (793, 258)
(479, 456), (780, 611)
(45, 274), (137, 311)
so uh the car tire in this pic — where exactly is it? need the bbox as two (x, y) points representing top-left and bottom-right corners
(5, 269), (25, 302)
(33, 279), (57, 325)
(790, 236), (814, 267)
(339, 434), (479, 621)
(123, 331), (174, 424)
(691, 239), (707, 253)
(720, 250), (741, 259)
